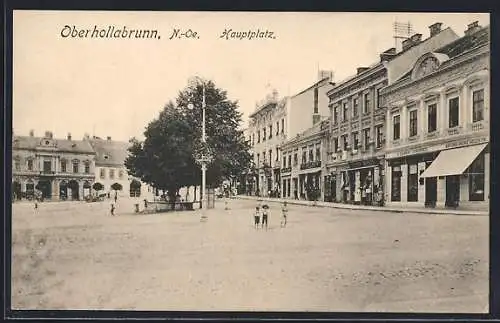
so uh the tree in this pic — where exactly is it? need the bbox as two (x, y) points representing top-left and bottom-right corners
(125, 79), (252, 200)
(92, 182), (104, 191)
(111, 183), (123, 191)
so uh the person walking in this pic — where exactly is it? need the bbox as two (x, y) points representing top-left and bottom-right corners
(110, 202), (116, 216)
(114, 192), (118, 203)
(281, 201), (288, 228)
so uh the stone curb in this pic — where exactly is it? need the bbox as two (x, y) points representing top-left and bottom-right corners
(233, 196), (488, 216)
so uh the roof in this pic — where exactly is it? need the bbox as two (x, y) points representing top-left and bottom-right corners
(13, 135), (96, 154)
(291, 77), (333, 98)
(435, 26), (489, 58)
(281, 117), (329, 149)
(89, 139), (130, 167)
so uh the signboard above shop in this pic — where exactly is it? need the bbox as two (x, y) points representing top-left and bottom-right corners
(386, 135), (488, 159)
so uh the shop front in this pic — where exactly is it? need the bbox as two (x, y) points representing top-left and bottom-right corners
(346, 158), (384, 205)
(386, 136), (489, 210)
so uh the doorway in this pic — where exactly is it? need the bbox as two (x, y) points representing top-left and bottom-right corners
(445, 175), (460, 208)
(36, 179), (52, 199)
(425, 177), (437, 207)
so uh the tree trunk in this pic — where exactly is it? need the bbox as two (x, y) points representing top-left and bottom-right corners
(194, 186), (197, 202)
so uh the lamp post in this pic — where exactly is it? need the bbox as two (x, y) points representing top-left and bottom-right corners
(188, 76), (210, 219)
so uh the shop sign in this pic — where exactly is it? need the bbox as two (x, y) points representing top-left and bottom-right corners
(387, 135), (489, 159)
(348, 158), (379, 170)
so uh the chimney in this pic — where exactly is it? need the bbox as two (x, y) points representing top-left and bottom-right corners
(29, 129), (34, 137)
(356, 67), (369, 75)
(67, 133), (72, 141)
(83, 133), (90, 140)
(402, 38), (413, 51)
(465, 21), (481, 36)
(107, 136), (112, 141)
(380, 47), (397, 62)
(410, 33), (422, 44)
(429, 22), (443, 37)
(44, 131), (53, 138)
(318, 70), (334, 81)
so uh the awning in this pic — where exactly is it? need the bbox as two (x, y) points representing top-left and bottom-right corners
(420, 143), (487, 178)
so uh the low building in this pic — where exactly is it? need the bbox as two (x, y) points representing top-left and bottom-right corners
(89, 136), (153, 198)
(12, 131), (96, 200)
(280, 118), (329, 200)
(380, 22), (489, 210)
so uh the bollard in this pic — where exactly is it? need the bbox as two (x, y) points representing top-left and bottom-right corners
(134, 203), (140, 213)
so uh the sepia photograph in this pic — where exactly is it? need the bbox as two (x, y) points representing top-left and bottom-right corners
(10, 10), (490, 314)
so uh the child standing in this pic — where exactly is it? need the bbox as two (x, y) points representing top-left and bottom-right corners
(261, 204), (269, 230)
(254, 206), (261, 229)
(111, 202), (116, 216)
(281, 201), (288, 228)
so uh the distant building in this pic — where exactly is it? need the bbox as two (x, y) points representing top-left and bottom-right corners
(89, 136), (153, 198)
(380, 22), (490, 210)
(12, 131), (96, 200)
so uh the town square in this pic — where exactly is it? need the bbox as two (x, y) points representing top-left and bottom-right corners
(9, 11), (490, 314)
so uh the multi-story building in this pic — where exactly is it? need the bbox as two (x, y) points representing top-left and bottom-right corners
(280, 118), (329, 200)
(12, 131), (96, 200)
(90, 136), (153, 198)
(380, 22), (489, 210)
(246, 71), (334, 197)
(325, 22), (459, 205)
(247, 91), (289, 197)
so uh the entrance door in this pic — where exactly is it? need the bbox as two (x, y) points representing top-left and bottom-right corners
(445, 175), (460, 208)
(293, 178), (298, 199)
(37, 179), (52, 199)
(331, 175), (337, 202)
(425, 177), (437, 207)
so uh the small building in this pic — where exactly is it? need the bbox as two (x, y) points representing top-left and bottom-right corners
(380, 22), (489, 210)
(89, 136), (152, 198)
(12, 131), (96, 201)
(280, 118), (329, 200)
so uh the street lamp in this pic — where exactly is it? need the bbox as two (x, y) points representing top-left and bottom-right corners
(187, 76), (211, 219)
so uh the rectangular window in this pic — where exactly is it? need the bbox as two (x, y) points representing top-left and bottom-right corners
(43, 160), (51, 172)
(448, 97), (459, 128)
(333, 106), (339, 124)
(343, 102), (349, 121)
(427, 103), (437, 133)
(364, 92), (371, 114)
(343, 135), (349, 150)
(283, 155), (286, 168)
(276, 148), (279, 161)
(363, 128), (370, 150)
(281, 119), (284, 133)
(276, 121), (279, 135)
(263, 128), (267, 141)
(376, 88), (381, 109)
(73, 161), (79, 173)
(376, 125), (384, 148)
(269, 125), (272, 139)
(308, 148), (314, 162)
(316, 147), (321, 161)
(293, 153), (298, 166)
(353, 97), (359, 118)
(469, 154), (485, 201)
(409, 110), (418, 137)
(269, 149), (272, 164)
(84, 162), (90, 174)
(407, 164), (419, 202)
(28, 159), (34, 171)
(288, 155), (292, 168)
(473, 89), (484, 122)
(314, 87), (319, 113)
(352, 132), (359, 150)
(391, 166), (402, 201)
(393, 115), (400, 140)
(257, 153), (260, 167)
(257, 131), (260, 143)
(263, 152), (266, 165)
(109, 169), (115, 179)
(333, 137), (339, 152)
(100, 168), (105, 179)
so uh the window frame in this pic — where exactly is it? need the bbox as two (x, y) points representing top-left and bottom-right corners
(472, 88), (484, 123)
(448, 96), (460, 128)
(427, 103), (437, 133)
(393, 115), (401, 140)
(409, 109), (418, 137)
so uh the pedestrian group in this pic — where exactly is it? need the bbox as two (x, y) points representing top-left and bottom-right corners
(254, 201), (288, 230)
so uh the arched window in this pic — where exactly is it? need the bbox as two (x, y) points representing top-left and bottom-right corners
(84, 161), (90, 174)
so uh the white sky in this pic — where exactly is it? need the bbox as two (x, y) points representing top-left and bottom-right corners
(13, 11), (489, 142)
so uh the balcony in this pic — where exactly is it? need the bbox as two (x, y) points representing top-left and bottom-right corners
(407, 134), (420, 143)
(468, 121), (486, 132)
(425, 131), (439, 140)
(300, 160), (322, 170)
(39, 170), (56, 176)
(281, 167), (292, 173)
(447, 126), (462, 136)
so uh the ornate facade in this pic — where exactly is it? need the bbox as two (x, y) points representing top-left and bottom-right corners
(380, 22), (490, 210)
(12, 131), (96, 200)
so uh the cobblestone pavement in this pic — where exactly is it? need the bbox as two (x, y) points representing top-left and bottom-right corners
(11, 198), (489, 312)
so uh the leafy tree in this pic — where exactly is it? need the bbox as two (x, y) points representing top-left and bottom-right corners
(111, 183), (123, 191)
(125, 79), (252, 200)
(92, 182), (104, 191)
